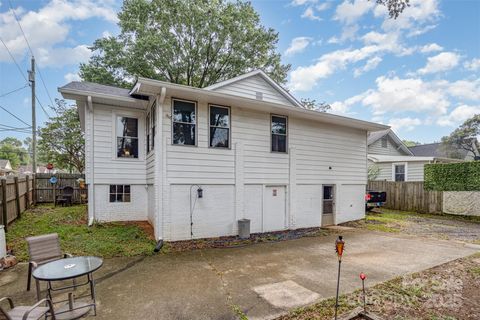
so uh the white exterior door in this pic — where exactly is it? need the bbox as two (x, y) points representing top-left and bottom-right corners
(263, 186), (286, 232)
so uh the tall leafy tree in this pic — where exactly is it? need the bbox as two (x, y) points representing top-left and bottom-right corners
(0, 137), (29, 169)
(80, 0), (290, 88)
(38, 100), (85, 173)
(300, 98), (331, 112)
(442, 114), (480, 159)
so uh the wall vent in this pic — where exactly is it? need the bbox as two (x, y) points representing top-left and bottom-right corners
(255, 91), (263, 100)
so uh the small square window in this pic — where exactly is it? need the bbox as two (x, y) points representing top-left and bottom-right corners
(109, 185), (131, 202)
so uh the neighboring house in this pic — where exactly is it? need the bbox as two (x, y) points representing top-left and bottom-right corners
(409, 141), (479, 161)
(59, 69), (388, 241)
(18, 165), (50, 175)
(0, 159), (13, 176)
(367, 130), (460, 182)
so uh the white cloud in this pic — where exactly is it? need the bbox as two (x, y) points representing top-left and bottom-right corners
(316, 2), (331, 11)
(37, 45), (91, 67)
(420, 43), (443, 53)
(388, 117), (422, 132)
(285, 37), (312, 56)
(378, 0), (440, 32)
(0, 0), (117, 67)
(290, 31), (413, 91)
(418, 52), (460, 74)
(291, 0), (317, 5)
(464, 58), (480, 71)
(334, 0), (375, 25)
(437, 105), (480, 126)
(301, 7), (322, 21)
(443, 79), (480, 101)
(354, 56), (382, 77)
(64, 72), (81, 82)
(328, 24), (359, 44)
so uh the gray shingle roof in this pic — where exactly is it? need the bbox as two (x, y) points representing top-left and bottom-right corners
(59, 81), (132, 98)
(408, 143), (470, 158)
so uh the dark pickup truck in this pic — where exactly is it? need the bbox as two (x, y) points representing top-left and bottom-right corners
(365, 190), (386, 211)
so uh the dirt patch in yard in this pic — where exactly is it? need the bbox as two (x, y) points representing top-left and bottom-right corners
(162, 228), (330, 253)
(278, 253), (480, 320)
(345, 209), (480, 244)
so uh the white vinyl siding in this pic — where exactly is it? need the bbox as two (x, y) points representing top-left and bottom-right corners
(369, 161), (430, 182)
(368, 136), (408, 156)
(209, 74), (294, 106)
(92, 104), (146, 184)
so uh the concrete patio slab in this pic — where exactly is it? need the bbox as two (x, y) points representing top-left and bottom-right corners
(1, 229), (478, 320)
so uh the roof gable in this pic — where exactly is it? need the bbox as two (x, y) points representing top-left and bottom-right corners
(203, 70), (302, 108)
(367, 129), (413, 156)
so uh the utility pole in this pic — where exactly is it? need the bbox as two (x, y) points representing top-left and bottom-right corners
(28, 56), (36, 175)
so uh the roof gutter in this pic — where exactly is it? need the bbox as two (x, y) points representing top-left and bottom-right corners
(136, 77), (389, 132)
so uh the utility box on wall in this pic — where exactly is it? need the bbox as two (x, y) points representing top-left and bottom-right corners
(238, 219), (250, 239)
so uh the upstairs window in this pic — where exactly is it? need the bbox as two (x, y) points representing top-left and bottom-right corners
(209, 105), (230, 148)
(381, 136), (388, 148)
(151, 104), (156, 150)
(394, 164), (406, 181)
(271, 115), (287, 153)
(172, 99), (196, 146)
(109, 185), (131, 202)
(146, 113), (150, 153)
(117, 117), (138, 158)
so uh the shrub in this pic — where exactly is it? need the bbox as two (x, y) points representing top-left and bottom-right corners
(424, 161), (480, 191)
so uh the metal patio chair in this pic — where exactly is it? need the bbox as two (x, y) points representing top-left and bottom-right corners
(55, 186), (74, 206)
(25, 234), (72, 293)
(0, 297), (55, 320)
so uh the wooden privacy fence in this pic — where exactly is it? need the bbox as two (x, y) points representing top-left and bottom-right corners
(368, 180), (443, 214)
(35, 173), (85, 204)
(0, 176), (34, 231)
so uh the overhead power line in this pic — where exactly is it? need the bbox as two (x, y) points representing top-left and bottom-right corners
(8, 0), (55, 111)
(0, 83), (29, 98)
(0, 37), (28, 82)
(0, 37), (51, 119)
(0, 104), (31, 126)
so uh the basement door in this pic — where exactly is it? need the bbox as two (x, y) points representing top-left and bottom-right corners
(263, 186), (286, 232)
(321, 185), (335, 226)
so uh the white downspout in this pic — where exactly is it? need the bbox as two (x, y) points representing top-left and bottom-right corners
(155, 87), (166, 240)
(87, 96), (95, 226)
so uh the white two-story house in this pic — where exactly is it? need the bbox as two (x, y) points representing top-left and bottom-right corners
(59, 70), (387, 241)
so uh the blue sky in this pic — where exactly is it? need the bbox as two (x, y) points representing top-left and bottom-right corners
(0, 0), (479, 144)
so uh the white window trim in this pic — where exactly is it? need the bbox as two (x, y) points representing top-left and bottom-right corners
(171, 98), (198, 147)
(208, 104), (231, 149)
(392, 162), (408, 181)
(270, 114), (288, 154)
(112, 113), (142, 161)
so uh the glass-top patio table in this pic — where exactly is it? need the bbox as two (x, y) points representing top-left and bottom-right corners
(33, 256), (103, 320)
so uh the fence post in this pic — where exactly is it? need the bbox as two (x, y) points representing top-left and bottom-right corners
(14, 176), (21, 218)
(25, 175), (30, 209)
(1, 179), (7, 232)
(33, 174), (37, 206)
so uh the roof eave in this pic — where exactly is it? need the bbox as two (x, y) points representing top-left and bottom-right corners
(137, 77), (389, 132)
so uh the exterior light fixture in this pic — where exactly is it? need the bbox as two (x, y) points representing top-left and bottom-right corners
(197, 187), (203, 198)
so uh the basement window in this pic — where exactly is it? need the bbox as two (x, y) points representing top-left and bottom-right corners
(271, 115), (287, 153)
(109, 185), (131, 202)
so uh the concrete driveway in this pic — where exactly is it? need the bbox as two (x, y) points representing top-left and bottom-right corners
(3, 229), (478, 319)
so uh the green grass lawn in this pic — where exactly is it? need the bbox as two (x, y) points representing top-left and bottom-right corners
(6, 205), (156, 262)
